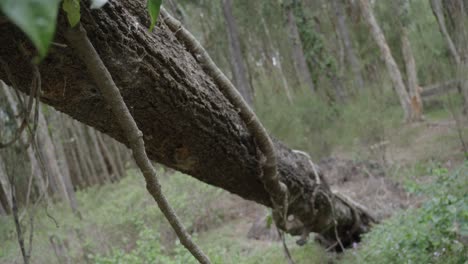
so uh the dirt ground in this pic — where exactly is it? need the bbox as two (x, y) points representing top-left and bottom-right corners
(319, 157), (415, 221)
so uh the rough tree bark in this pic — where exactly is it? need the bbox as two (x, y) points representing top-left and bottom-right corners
(0, 1), (374, 246)
(221, 0), (254, 106)
(284, 4), (316, 93)
(357, 0), (413, 121)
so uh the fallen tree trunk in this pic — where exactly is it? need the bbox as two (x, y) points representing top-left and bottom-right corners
(0, 1), (374, 247)
(421, 79), (460, 99)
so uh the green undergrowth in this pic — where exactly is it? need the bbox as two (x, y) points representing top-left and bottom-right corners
(0, 170), (223, 263)
(0, 170), (328, 264)
(0, 158), (466, 264)
(255, 85), (403, 158)
(341, 163), (468, 264)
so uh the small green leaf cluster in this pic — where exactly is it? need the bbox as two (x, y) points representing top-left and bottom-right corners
(347, 163), (467, 264)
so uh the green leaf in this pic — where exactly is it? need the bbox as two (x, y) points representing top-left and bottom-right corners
(63, 0), (81, 27)
(147, 0), (162, 32)
(0, 0), (61, 59)
(265, 214), (273, 228)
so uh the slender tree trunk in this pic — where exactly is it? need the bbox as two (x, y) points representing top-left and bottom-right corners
(46, 112), (79, 214)
(430, 0), (461, 64)
(433, 0), (468, 114)
(452, 0), (468, 115)
(1, 82), (50, 202)
(357, 0), (412, 121)
(459, 60), (468, 115)
(88, 128), (111, 183)
(332, 0), (365, 90)
(0, 0), (374, 245)
(74, 122), (100, 185)
(0, 157), (11, 214)
(221, 0), (254, 106)
(401, 28), (423, 121)
(61, 117), (87, 188)
(285, 5), (316, 93)
(0, 201), (6, 215)
(28, 147), (49, 200)
(65, 139), (89, 189)
(96, 132), (120, 181)
(260, 16), (293, 103)
(33, 109), (79, 214)
(110, 140), (126, 179)
(70, 128), (94, 186)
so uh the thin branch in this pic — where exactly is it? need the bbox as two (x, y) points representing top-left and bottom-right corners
(276, 226), (296, 264)
(10, 176), (29, 264)
(64, 24), (211, 264)
(0, 62), (40, 148)
(160, 7), (288, 215)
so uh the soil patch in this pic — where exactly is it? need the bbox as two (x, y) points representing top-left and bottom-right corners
(319, 157), (417, 220)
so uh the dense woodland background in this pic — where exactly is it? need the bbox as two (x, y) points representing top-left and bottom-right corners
(0, 0), (467, 263)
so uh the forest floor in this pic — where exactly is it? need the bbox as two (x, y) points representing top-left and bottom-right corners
(0, 102), (467, 263)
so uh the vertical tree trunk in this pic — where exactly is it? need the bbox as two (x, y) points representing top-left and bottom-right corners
(432, 0), (468, 114)
(332, 0), (365, 90)
(62, 117), (87, 188)
(0, 157), (12, 214)
(68, 125), (93, 186)
(96, 132), (120, 181)
(0, 201), (6, 215)
(357, 0), (412, 121)
(285, 5), (316, 93)
(430, 0), (461, 64)
(221, 0), (254, 106)
(45, 112), (79, 214)
(88, 128), (111, 183)
(110, 140), (126, 179)
(63, 136), (86, 188)
(260, 16), (293, 103)
(27, 147), (49, 201)
(35, 112), (64, 199)
(401, 28), (423, 121)
(452, 0), (468, 115)
(1, 82), (49, 202)
(74, 122), (100, 185)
